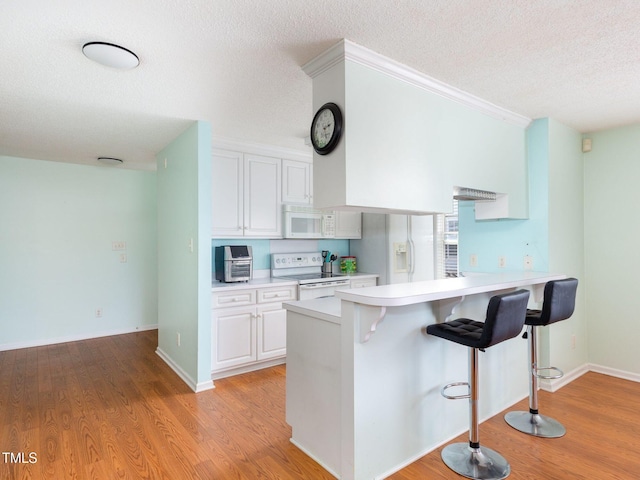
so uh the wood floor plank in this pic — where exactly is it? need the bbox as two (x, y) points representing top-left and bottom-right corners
(1, 330), (639, 479)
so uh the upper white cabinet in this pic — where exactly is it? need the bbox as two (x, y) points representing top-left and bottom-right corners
(212, 150), (282, 238)
(282, 159), (312, 205)
(212, 149), (244, 237)
(335, 211), (362, 239)
(244, 155), (282, 237)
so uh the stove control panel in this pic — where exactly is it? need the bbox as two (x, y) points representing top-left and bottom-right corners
(271, 252), (323, 269)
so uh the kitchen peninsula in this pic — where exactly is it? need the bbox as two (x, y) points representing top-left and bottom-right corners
(284, 271), (565, 480)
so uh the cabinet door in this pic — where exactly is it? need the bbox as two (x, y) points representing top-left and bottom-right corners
(335, 211), (362, 239)
(212, 305), (256, 371)
(282, 159), (312, 205)
(212, 150), (244, 237)
(244, 155), (282, 237)
(256, 303), (287, 360)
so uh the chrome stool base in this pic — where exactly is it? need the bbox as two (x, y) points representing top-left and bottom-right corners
(504, 411), (566, 438)
(441, 443), (510, 480)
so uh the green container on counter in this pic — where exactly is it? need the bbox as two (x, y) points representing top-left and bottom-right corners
(340, 256), (357, 274)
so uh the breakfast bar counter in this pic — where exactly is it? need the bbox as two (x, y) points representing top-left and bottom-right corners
(284, 272), (564, 480)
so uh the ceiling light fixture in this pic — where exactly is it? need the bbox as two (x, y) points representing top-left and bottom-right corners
(82, 42), (139, 69)
(97, 157), (124, 165)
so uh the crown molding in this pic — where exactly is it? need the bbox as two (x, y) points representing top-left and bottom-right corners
(303, 39), (531, 129)
(212, 135), (312, 162)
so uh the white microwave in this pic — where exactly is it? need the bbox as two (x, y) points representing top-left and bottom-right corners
(283, 205), (335, 239)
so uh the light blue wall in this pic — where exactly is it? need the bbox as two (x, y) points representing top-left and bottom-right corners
(0, 155), (157, 349)
(545, 119), (586, 374)
(584, 123), (640, 376)
(157, 121), (212, 390)
(459, 119), (549, 273)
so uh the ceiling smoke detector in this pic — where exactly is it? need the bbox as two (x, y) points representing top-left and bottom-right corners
(82, 42), (139, 70)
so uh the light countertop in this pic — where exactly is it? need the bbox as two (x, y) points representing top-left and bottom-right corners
(335, 271), (565, 307)
(212, 277), (298, 292)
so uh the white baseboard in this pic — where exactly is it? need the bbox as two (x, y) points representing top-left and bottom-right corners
(540, 363), (590, 392)
(289, 438), (339, 479)
(0, 324), (158, 352)
(539, 362), (639, 392)
(211, 357), (286, 380)
(155, 347), (215, 393)
(587, 363), (640, 383)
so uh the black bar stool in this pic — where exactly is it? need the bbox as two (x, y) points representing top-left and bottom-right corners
(426, 289), (530, 480)
(504, 278), (578, 438)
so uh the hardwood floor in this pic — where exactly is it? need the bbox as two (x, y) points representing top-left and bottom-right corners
(1, 330), (639, 479)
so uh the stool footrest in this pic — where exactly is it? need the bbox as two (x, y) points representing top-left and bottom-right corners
(441, 381), (470, 400)
(533, 365), (563, 380)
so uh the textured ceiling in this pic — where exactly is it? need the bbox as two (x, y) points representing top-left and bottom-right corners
(2, 0), (640, 170)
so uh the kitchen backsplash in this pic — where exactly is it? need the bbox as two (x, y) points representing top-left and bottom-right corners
(211, 238), (350, 273)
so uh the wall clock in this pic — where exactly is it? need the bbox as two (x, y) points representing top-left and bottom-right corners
(310, 102), (343, 155)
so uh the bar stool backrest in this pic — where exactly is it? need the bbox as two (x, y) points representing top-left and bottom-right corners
(481, 289), (530, 348)
(540, 278), (578, 326)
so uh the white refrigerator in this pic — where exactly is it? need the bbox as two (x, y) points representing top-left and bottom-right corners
(350, 213), (436, 285)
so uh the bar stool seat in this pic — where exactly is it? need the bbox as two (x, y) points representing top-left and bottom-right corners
(426, 289), (530, 480)
(504, 278), (578, 438)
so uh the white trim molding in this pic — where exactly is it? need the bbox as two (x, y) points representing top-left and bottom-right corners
(303, 39), (532, 129)
(539, 363), (590, 393)
(540, 362), (640, 393)
(587, 363), (640, 384)
(212, 135), (312, 163)
(0, 324), (158, 352)
(155, 347), (215, 393)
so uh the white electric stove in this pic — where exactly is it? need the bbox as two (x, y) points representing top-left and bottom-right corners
(271, 252), (350, 300)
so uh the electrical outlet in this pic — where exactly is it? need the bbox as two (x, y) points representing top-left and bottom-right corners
(120, 253), (127, 263)
(112, 241), (126, 251)
(470, 254), (478, 267)
(95, 308), (103, 318)
(524, 255), (533, 270)
(498, 256), (506, 268)
(177, 332), (181, 347)
(571, 334), (576, 350)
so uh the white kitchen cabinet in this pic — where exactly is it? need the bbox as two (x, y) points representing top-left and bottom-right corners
(244, 154), (282, 237)
(211, 283), (296, 379)
(335, 211), (362, 239)
(282, 159), (312, 205)
(212, 149), (244, 237)
(212, 304), (256, 371)
(256, 303), (287, 360)
(212, 150), (282, 238)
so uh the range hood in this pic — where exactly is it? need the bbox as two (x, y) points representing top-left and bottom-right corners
(453, 186), (497, 201)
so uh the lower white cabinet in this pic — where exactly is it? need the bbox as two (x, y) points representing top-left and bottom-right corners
(256, 303), (287, 360)
(213, 305), (256, 370)
(212, 283), (296, 378)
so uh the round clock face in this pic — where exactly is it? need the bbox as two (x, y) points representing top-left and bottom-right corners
(310, 103), (343, 155)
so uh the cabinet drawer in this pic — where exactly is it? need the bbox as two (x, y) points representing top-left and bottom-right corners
(212, 289), (256, 309)
(350, 277), (377, 289)
(257, 285), (297, 304)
